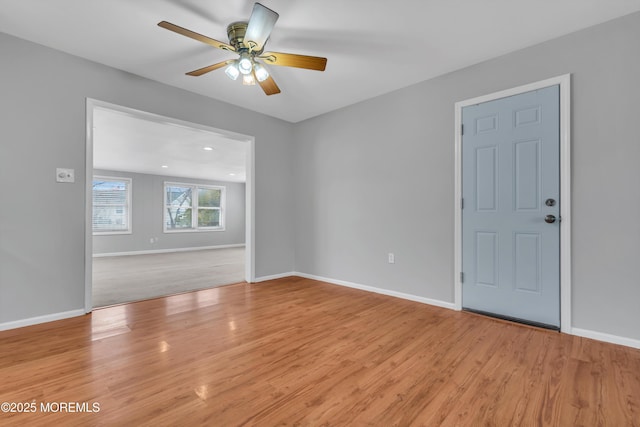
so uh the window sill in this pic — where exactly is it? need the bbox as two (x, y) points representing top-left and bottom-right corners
(93, 231), (132, 236)
(163, 228), (226, 234)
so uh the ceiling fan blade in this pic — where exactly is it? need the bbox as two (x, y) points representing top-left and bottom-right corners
(259, 52), (327, 71)
(158, 21), (235, 52)
(257, 73), (281, 96)
(186, 60), (234, 76)
(244, 3), (279, 52)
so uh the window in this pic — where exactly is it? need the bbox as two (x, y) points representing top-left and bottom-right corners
(164, 182), (225, 232)
(92, 176), (132, 234)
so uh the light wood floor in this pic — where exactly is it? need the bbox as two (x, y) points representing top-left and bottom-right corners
(1, 277), (639, 426)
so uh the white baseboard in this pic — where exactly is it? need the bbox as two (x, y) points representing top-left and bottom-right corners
(293, 272), (457, 310)
(0, 309), (86, 332)
(93, 243), (245, 258)
(253, 272), (295, 282)
(571, 327), (640, 350)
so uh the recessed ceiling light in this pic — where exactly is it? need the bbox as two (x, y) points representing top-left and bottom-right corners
(161, 165), (168, 168)
(229, 173), (236, 176)
(203, 147), (213, 151)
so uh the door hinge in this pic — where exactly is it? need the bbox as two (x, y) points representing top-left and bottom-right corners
(461, 198), (464, 209)
(460, 272), (464, 283)
(461, 124), (464, 136)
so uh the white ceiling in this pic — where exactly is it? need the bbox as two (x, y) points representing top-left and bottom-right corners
(93, 106), (248, 183)
(2, 1), (640, 123)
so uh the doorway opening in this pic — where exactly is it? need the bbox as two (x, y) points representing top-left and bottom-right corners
(84, 99), (255, 311)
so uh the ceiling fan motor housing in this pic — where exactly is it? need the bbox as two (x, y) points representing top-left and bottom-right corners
(227, 22), (249, 51)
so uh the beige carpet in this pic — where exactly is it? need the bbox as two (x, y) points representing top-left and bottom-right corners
(92, 247), (245, 307)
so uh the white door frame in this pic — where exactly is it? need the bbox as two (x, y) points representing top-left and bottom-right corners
(84, 98), (256, 313)
(453, 74), (571, 333)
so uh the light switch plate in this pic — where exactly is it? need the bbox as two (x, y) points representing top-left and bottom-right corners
(56, 168), (75, 183)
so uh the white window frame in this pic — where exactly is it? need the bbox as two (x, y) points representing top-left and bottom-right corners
(92, 175), (132, 235)
(163, 181), (226, 233)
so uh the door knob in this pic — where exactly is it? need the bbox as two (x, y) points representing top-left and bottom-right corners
(544, 214), (556, 224)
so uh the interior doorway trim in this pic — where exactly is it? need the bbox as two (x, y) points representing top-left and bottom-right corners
(84, 98), (256, 313)
(453, 74), (571, 333)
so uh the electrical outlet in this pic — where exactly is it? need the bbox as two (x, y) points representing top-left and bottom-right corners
(56, 168), (75, 183)
(388, 253), (395, 264)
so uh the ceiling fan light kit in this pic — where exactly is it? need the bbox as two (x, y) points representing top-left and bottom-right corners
(253, 63), (269, 82)
(158, 2), (327, 96)
(237, 52), (253, 75)
(224, 63), (240, 80)
(242, 73), (256, 86)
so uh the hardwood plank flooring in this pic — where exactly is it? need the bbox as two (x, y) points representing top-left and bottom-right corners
(1, 277), (639, 426)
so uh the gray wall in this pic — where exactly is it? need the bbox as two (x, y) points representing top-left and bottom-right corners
(92, 170), (245, 255)
(0, 32), (294, 324)
(293, 12), (640, 341)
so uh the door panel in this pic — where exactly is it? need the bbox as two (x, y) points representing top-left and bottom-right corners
(462, 85), (560, 328)
(476, 232), (498, 287)
(514, 139), (540, 211)
(514, 232), (540, 293)
(476, 146), (498, 211)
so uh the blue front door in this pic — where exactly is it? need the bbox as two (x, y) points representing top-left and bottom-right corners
(462, 85), (560, 328)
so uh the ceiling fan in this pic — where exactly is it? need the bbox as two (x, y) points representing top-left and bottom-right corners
(158, 3), (327, 95)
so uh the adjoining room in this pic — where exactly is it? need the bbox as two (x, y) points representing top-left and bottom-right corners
(90, 105), (249, 307)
